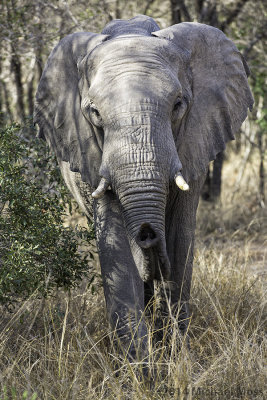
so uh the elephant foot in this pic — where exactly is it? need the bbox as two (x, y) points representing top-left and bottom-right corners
(152, 317), (190, 351)
(146, 282), (191, 351)
(111, 331), (150, 382)
(110, 305), (149, 365)
(115, 332), (148, 363)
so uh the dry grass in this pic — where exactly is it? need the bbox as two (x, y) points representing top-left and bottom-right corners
(0, 151), (266, 399)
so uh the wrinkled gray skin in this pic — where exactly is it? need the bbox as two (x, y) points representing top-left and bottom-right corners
(34, 16), (253, 360)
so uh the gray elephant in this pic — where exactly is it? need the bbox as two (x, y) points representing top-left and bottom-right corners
(34, 15), (253, 360)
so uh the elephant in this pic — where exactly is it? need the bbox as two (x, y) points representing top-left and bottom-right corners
(34, 15), (253, 361)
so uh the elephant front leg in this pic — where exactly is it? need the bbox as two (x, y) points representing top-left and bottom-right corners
(164, 176), (206, 338)
(93, 191), (148, 361)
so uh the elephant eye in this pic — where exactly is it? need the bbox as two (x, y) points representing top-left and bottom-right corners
(81, 98), (103, 127)
(91, 107), (100, 117)
(173, 98), (182, 111)
(172, 96), (187, 122)
(89, 104), (103, 127)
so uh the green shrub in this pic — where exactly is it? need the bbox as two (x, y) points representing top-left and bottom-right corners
(0, 123), (93, 306)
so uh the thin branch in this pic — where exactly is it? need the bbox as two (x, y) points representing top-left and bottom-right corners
(231, 122), (257, 199)
(115, 0), (121, 19)
(220, 0), (250, 31)
(180, 0), (191, 21)
(62, 1), (80, 29)
(195, 0), (205, 16)
(100, 0), (113, 22)
(143, 0), (157, 15)
(171, 0), (192, 24)
(203, 4), (218, 27)
(240, 129), (258, 147)
(243, 23), (267, 59)
(37, 0), (60, 12)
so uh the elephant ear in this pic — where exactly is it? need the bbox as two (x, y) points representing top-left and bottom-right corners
(153, 23), (254, 182)
(34, 32), (107, 187)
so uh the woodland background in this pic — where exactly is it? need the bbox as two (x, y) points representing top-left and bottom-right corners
(0, 1), (266, 399)
(0, 0), (266, 201)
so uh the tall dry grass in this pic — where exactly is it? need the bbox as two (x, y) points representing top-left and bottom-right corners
(0, 150), (266, 399)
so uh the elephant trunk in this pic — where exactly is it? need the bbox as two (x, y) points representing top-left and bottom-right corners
(115, 168), (170, 282)
(118, 179), (166, 240)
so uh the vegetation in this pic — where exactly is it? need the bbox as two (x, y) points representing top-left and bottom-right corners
(0, 123), (93, 306)
(0, 0), (266, 398)
(0, 153), (265, 398)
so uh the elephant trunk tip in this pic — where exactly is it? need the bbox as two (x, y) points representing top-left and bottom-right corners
(136, 223), (159, 249)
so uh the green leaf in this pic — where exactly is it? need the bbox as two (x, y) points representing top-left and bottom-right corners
(0, 123), (95, 306)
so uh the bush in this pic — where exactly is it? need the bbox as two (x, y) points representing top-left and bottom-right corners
(0, 123), (93, 306)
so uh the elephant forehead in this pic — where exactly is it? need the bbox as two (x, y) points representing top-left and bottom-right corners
(88, 36), (179, 72)
(89, 71), (181, 113)
(86, 38), (181, 107)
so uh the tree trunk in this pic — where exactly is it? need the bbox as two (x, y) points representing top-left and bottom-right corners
(2, 81), (13, 122)
(0, 56), (4, 125)
(170, 0), (182, 24)
(210, 151), (224, 199)
(27, 75), (34, 118)
(10, 49), (25, 121)
(258, 130), (265, 207)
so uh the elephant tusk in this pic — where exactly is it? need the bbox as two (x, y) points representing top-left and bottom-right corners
(174, 173), (189, 191)
(92, 177), (110, 199)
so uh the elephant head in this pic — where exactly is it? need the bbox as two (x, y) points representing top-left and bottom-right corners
(34, 16), (253, 283)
